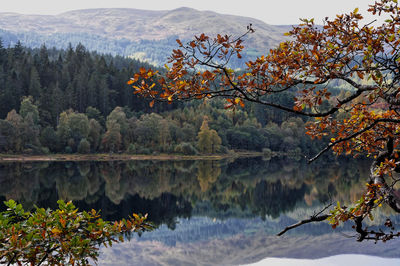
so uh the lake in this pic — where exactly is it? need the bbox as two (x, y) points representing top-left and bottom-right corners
(1, 156), (399, 265)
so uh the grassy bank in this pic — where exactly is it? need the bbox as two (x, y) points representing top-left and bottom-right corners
(0, 151), (263, 162)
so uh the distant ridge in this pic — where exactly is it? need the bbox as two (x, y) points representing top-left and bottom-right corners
(0, 8), (291, 65)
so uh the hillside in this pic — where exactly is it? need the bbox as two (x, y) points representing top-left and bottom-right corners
(0, 8), (289, 65)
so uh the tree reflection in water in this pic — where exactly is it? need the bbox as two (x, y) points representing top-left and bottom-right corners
(2, 157), (400, 264)
(0, 157), (374, 228)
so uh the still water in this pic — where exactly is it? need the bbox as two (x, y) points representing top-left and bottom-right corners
(1, 157), (399, 265)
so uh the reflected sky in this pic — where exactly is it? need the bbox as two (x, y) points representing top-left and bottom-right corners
(247, 255), (400, 266)
(98, 215), (400, 265)
(0, 157), (399, 265)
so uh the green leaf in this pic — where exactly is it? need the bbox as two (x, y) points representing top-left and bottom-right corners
(5, 200), (17, 209)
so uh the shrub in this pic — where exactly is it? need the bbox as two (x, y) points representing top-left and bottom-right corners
(77, 138), (91, 154)
(64, 146), (72, 154)
(174, 142), (198, 155)
(136, 147), (151, 155)
(127, 143), (136, 154)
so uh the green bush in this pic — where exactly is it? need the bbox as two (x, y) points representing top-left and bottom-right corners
(78, 138), (91, 154)
(41, 147), (50, 154)
(174, 142), (198, 155)
(127, 143), (136, 154)
(136, 147), (151, 155)
(218, 145), (229, 154)
(65, 146), (73, 154)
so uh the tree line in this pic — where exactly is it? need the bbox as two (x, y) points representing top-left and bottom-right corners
(0, 95), (322, 156)
(0, 41), (323, 155)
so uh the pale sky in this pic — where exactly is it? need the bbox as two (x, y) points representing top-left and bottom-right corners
(0, 0), (382, 25)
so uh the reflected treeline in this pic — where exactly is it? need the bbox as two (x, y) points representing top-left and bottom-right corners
(0, 157), (371, 227)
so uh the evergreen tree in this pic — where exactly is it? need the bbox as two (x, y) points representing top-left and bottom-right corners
(28, 67), (41, 99)
(40, 126), (59, 152)
(0, 120), (15, 152)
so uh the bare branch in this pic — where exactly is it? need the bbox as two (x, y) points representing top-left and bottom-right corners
(277, 214), (330, 236)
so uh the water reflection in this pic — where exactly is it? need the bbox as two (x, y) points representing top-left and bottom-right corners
(99, 215), (400, 265)
(0, 157), (399, 265)
(0, 157), (372, 220)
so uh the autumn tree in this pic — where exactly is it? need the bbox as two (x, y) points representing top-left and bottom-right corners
(197, 161), (221, 192)
(130, 0), (400, 241)
(197, 116), (221, 154)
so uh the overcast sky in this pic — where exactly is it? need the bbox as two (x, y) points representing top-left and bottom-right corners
(1, 0), (380, 25)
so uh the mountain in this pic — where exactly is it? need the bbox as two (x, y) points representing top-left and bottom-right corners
(0, 8), (290, 66)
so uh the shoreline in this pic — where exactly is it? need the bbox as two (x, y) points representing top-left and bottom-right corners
(0, 152), (263, 162)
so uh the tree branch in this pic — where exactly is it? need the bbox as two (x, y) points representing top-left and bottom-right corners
(308, 118), (400, 163)
(277, 214), (330, 236)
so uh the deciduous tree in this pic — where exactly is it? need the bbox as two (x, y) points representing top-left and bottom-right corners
(130, 0), (400, 241)
(197, 116), (221, 154)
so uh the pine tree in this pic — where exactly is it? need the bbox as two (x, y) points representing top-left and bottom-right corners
(28, 67), (41, 99)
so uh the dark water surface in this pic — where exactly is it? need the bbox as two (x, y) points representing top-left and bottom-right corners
(1, 157), (399, 265)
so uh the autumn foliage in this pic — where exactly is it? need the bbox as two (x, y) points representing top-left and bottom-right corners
(130, 0), (400, 241)
(0, 200), (153, 265)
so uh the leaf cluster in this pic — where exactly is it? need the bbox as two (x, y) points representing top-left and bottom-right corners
(0, 200), (153, 265)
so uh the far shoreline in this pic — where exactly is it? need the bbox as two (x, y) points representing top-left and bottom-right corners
(0, 152), (264, 162)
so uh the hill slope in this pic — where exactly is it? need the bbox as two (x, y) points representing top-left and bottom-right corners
(0, 8), (290, 65)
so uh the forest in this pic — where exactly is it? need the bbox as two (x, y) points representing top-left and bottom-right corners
(0, 29), (257, 68)
(0, 40), (326, 156)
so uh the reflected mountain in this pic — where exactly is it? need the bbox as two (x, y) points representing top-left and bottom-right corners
(99, 225), (400, 265)
(1, 157), (398, 265)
